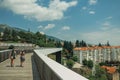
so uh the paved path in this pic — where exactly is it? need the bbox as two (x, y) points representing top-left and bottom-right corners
(0, 53), (40, 80)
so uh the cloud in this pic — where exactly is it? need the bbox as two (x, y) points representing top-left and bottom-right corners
(62, 26), (70, 30)
(44, 24), (55, 30)
(38, 24), (55, 30)
(82, 6), (87, 10)
(100, 22), (111, 30)
(39, 31), (45, 35)
(80, 26), (120, 45)
(89, 0), (97, 5)
(0, 0), (77, 21)
(89, 11), (95, 14)
(106, 16), (113, 20)
(103, 22), (110, 26)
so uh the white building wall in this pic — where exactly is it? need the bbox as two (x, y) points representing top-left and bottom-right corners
(80, 51), (83, 64)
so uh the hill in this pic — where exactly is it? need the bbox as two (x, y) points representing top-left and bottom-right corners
(0, 24), (26, 32)
(46, 35), (62, 41)
(0, 24), (62, 42)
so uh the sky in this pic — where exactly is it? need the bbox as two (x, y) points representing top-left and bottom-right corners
(0, 0), (120, 45)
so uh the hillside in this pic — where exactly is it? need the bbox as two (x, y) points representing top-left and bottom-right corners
(0, 24), (26, 32)
(0, 24), (62, 42)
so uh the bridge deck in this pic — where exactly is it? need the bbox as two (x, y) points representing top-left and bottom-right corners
(0, 53), (40, 80)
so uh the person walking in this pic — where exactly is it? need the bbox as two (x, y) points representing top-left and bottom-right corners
(10, 48), (16, 67)
(20, 50), (25, 67)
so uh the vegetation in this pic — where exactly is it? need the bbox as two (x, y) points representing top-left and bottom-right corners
(82, 59), (93, 69)
(66, 59), (74, 68)
(63, 41), (73, 57)
(72, 56), (78, 62)
(1, 25), (115, 80)
(98, 41), (110, 47)
(1, 27), (62, 47)
(75, 40), (87, 47)
(89, 65), (108, 80)
(99, 60), (120, 66)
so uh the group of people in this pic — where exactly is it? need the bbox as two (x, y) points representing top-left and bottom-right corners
(9, 48), (25, 67)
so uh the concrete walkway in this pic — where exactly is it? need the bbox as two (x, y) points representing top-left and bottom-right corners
(73, 62), (83, 68)
(0, 53), (40, 80)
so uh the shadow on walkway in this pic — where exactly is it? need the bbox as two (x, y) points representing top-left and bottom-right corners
(31, 55), (40, 80)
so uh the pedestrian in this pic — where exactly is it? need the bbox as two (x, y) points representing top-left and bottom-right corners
(20, 50), (25, 67)
(9, 48), (16, 67)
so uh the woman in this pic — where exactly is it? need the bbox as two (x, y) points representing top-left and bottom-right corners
(10, 49), (16, 67)
(20, 50), (25, 67)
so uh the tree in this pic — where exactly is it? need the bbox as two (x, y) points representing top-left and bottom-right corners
(63, 41), (73, 57)
(87, 60), (93, 69)
(82, 59), (93, 69)
(106, 41), (110, 46)
(55, 41), (62, 48)
(72, 56), (78, 62)
(82, 59), (88, 66)
(75, 40), (80, 47)
(2, 28), (11, 41)
(95, 65), (108, 80)
(118, 65), (120, 73)
(98, 43), (102, 47)
(11, 29), (18, 41)
(66, 59), (74, 69)
(99, 62), (106, 66)
(79, 40), (87, 47)
(117, 66), (120, 80)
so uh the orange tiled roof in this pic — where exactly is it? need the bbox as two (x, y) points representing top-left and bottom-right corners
(101, 66), (116, 74)
(74, 46), (120, 51)
(74, 47), (89, 51)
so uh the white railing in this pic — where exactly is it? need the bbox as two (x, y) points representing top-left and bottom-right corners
(34, 48), (88, 80)
(0, 42), (33, 47)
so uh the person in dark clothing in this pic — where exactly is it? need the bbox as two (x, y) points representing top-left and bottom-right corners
(10, 49), (16, 67)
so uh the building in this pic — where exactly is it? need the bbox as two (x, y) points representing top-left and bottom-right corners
(73, 46), (120, 64)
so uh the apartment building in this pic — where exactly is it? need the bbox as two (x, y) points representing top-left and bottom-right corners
(73, 46), (120, 64)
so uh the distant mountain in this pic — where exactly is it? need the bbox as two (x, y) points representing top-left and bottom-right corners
(46, 35), (62, 42)
(0, 24), (62, 42)
(0, 24), (27, 32)
(0, 24), (9, 32)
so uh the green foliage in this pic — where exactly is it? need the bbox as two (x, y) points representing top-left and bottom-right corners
(72, 56), (78, 62)
(82, 59), (88, 66)
(99, 62), (106, 66)
(89, 65), (108, 80)
(106, 41), (110, 46)
(98, 43), (102, 47)
(75, 40), (80, 47)
(95, 65), (108, 80)
(2, 29), (58, 47)
(118, 65), (120, 73)
(82, 59), (93, 69)
(66, 59), (74, 69)
(87, 60), (93, 69)
(63, 41), (73, 57)
(2, 28), (11, 41)
(55, 41), (62, 48)
(75, 40), (87, 47)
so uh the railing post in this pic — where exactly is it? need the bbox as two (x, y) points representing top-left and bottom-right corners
(56, 51), (61, 64)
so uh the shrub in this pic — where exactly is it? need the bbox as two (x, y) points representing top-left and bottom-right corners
(66, 59), (74, 69)
(72, 56), (78, 62)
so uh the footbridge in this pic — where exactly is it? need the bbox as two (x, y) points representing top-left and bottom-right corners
(0, 48), (88, 80)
